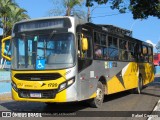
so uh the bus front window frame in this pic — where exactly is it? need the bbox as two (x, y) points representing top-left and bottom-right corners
(12, 32), (76, 70)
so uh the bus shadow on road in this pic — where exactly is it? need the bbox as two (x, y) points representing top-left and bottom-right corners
(0, 91), (131, 112)
(138, 77), (160, 98)
(1, 80), (158, 112)
(1, 80), (159, 113)
(141, 92), (160, 98)
(0, 101), (90, 112)
(103, 91), (130, 103)
(141, 81), (160, 98)
(153, 76), (160, 83)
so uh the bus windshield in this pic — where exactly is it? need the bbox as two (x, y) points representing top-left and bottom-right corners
(12, 33), (75, 70)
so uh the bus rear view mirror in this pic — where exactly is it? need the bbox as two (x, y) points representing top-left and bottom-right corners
(81, 34), (88, 51)
(1, 36), (12, 61)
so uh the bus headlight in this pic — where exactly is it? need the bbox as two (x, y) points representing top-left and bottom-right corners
(11, 82), (18, 92)
(59, 83), (67, 92)
(58, 77), (75, 92)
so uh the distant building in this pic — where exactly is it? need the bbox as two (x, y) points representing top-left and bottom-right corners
(154, 53), (160, 66)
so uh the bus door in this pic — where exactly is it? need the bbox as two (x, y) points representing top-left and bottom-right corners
(139, 45), (154, 85)
(77, 33), (93, 100)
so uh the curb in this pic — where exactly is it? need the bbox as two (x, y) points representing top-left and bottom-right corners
(0, 92), (12, 101)
(155, 74), (160, 77)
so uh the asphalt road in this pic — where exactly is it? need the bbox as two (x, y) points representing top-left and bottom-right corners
(0, 77), (160, 120)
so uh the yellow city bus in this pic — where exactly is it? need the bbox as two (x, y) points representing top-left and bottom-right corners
(1, 16), (154, 108)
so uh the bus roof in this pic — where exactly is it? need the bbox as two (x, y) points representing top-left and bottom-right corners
(14, 16), (87, 25)
(98, 24), (132, 37)
(83, 22), (153, 48)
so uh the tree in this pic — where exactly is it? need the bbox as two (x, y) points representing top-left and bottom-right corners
(156, 41), (160, 53)
(0, 0), (29, 37)
(86, 0), (160, 19)
(65, 0), (84, 16)
(7, 5), (29, 35)
(49, 0), (86, 18)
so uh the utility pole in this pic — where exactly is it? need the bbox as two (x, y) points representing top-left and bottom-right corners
(87, 6), (90, 22)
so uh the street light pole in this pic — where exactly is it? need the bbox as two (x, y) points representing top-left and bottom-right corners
(87, 6), (90, 22)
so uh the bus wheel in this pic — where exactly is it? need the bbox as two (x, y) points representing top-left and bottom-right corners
(89, 81), (104, 108)
(137, 76), (143, 94)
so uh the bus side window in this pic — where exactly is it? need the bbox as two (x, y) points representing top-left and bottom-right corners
(148, 47), (153, 63)
(128, 42), (136, 61)
(142, 45), (148, 62)
(124, 41), (129, 60)
(93, 32), (105, 59)
(137, 45), (143, 62)
(108, 36), (118, 60)
(119, 40), (128, 61)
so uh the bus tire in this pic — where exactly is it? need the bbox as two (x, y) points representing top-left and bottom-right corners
(136, 76), (143, 94)
(89, 81), (104, 108)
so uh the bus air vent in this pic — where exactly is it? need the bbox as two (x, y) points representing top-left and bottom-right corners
(14, 73), (62, 80)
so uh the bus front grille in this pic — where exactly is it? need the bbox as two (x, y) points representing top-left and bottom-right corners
(14, 73), (62, 80)
(18, 89), (57, 99)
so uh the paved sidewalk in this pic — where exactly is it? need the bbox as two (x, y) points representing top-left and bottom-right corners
(0, 92), (12, 101)
(0, 81), (11, 94)
(155, 74), (160, 77)
(0, 71), (11, 81)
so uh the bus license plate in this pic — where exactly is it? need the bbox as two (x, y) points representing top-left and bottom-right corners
(30, 92), (41, 98)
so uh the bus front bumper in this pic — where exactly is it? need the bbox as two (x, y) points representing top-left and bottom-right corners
(11, 85), (76, 103)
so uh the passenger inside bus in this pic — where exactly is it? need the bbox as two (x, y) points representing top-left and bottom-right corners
(122, 42), (129, 60)
(94, 45), (102, 58)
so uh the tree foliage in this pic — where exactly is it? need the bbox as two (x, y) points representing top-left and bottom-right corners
(65, 0), (84, 16)
(156, 41), (160, 53)
(49, 0), (86, 18)
(0, 0), (29, 37)
(86, 0), (160, 19)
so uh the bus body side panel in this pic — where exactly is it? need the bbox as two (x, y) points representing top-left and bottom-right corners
(77, 60), (97, 101)
(77, 60), (140, 100)
(107, 62), (138, 94)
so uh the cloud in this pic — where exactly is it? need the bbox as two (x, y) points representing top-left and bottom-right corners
(145, 40), (156, 47)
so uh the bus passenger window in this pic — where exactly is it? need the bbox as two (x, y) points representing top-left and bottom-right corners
(108, 36), (118, 60)
(142, 45), (148, 62)
(148, 47), (153, 62)
(101, 34), (106, 45)
(128, 42), (136, 61)
(94, 32), (100, 44)
(103, 47), (109, 60)
(119, 40), (129, 61)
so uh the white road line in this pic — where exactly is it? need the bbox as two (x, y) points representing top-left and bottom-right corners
(148, 99), (160, 120)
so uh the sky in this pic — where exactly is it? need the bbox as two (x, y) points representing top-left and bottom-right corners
(1, 0), (159, 52)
